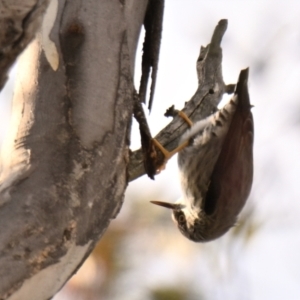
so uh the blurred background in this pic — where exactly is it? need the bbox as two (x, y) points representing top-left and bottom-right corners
(1, 1), (300, 299)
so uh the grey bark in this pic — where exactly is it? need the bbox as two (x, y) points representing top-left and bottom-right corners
(0, 0), (148, 299)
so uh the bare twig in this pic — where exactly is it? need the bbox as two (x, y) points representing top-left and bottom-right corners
(139, 0), (164, 111)
(133, 91), (157, 179)
(129, 19), (233, 181)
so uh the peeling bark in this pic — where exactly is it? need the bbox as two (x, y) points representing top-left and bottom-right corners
(0, 0), (51, 91)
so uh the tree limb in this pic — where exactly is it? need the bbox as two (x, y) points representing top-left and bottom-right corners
(0, 1), (148, 299)
(128, 19), (234, 181)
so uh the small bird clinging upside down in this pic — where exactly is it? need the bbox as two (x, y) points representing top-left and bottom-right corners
(151, 68), (254, 242)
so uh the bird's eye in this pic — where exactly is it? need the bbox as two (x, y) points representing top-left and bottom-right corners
(178, 213), (185, 225)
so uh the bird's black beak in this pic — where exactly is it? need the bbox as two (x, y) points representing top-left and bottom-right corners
(150, 201), (184, 210)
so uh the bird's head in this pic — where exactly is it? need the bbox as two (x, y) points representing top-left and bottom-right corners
(150, 200), (208, 242)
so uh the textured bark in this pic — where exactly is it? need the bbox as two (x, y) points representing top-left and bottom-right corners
(0, 0), (148, 299)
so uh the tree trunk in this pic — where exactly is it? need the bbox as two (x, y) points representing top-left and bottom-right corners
(0, 0), (148, 299)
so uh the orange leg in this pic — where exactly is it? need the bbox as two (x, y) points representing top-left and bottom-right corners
(177, 111), (193, 127)
(153, 111), (193, 173)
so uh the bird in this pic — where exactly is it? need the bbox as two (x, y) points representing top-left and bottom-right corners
(151, 68), (254, 242)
